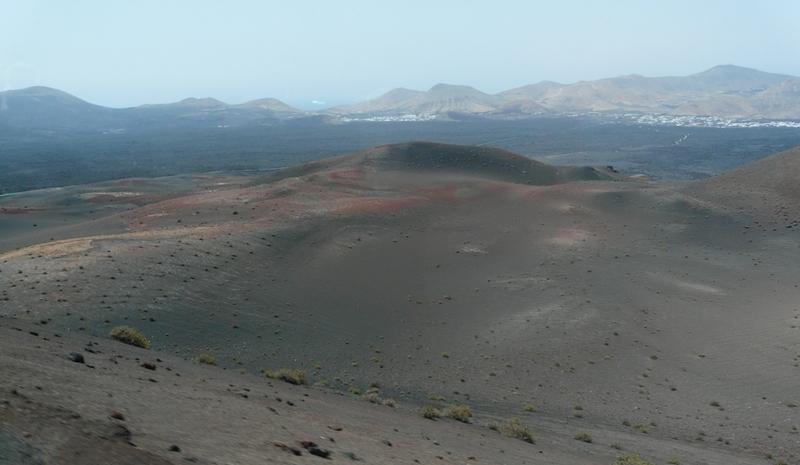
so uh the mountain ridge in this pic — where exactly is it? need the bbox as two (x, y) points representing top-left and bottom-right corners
(3, 65), (800, 128)
(332, 65), (800, 118)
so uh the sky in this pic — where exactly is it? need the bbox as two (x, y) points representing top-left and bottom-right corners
(2, 0), (799, 109)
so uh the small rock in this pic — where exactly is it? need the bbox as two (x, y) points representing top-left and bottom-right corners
(168, 445), (181, 452)
(110, 410), (125, 421)
(141, 362), (156, 371)
(68, 352), (85, 364)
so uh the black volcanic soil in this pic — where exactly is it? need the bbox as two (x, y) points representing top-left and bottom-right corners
(1, 142), (798, 464)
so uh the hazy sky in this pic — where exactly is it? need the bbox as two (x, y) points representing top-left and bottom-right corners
(2, 0), (799, 108)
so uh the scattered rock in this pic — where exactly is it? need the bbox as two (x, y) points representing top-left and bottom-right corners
(67, 352), (85, 364)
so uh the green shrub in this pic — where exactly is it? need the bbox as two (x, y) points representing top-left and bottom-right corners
(195, 353), (217, 365)
(109, 326), (150, 349)
(574, 432), (593, 443)
(264, 368), (306, 385)
(444, 405), (473, 423)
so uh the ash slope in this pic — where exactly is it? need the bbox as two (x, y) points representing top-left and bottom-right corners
(1, 142), (799, 464)
(687, 145), (800, 222)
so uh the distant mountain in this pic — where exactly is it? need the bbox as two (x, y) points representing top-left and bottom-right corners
(0, 86), (119, 129)
(0, 87), (304, 131)
(508, 65), (800, 117)
(3, 66), (799, 130)
(333, 65), (800, 120)
(237, 97), (301, 115)
(330, 83), (499, 116)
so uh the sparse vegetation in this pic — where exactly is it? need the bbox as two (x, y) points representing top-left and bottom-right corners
(444, 405), (472, 423)
(360, 385), (395, 407)
(574, 432), (593, 443)
(109, 326), (150, 349)
(418, 405), (442, 420)
(195, 353), (216, 365)
(523, 404), (536, 412)
(263, 368), (306, 385)
(614, 454), (653, 465)
(498, 418), (534, 444)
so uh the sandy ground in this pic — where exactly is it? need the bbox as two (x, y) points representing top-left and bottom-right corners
(0, 320), (775, 465)
(1, 142), (798, 464)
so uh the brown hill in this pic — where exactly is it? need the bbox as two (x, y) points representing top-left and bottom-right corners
(268, 142), (618, 185)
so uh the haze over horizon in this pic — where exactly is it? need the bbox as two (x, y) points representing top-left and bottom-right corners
(2, 0), (799, 109)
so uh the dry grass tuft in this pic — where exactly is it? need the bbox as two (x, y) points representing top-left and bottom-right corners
(264, 368), (306, 385)
(615, 454), (653, 465)
(109, 326), (150, 349)
(497, 418), (534, 443)
(195, 353), (217, 365)
(444, 405), (473, 423)
(418, 405), (442, 420)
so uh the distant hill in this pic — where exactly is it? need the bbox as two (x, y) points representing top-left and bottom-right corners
(329, 84), (498, 116)
(0, 86), (304, 131)
(334, 65), (800, 119)
(509, 65), (800, 117)
(268, 141), (619, 186)
(0, 86), (120, 129)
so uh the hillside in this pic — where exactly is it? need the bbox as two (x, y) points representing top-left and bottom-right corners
(686, 145), (800, 223)
(1, 142), (798, 464)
